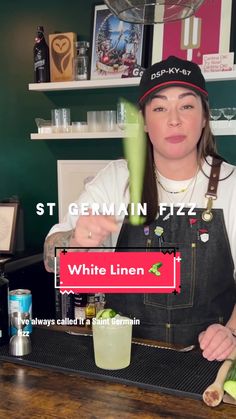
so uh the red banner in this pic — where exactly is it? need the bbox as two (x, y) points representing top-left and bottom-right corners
(58, 249), (181, 294)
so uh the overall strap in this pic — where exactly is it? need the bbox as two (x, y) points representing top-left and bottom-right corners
(202, 157), (222, 222)
(206, 157), (222, 198)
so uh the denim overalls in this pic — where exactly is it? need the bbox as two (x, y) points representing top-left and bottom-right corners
(106, 159), (236, 345)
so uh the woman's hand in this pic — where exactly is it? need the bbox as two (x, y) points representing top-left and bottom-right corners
(198, 324), (236, 361)
(70, 212), (119, 247)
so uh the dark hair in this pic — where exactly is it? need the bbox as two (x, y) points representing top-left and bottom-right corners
(140, 94), (224, 224)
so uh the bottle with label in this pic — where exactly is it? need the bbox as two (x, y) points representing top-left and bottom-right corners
(74, 41), (90, 80)
(33, 26), (50, 83)
(85, 294), (96, 326)
(94, 293), (106, 314)
(74, 293), (87, 326)
(0, 274), (9, 346)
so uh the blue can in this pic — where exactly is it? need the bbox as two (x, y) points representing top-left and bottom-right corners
(9, 289), (32, 335)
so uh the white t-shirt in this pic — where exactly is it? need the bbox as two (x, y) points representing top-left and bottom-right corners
(48, 156), (236, 277)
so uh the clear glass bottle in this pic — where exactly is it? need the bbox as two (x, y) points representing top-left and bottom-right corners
(85, 294), (96, 326)
(94, 293), (106, 314)
(74, 293), (87, 326)
(74, 41), (90, 81)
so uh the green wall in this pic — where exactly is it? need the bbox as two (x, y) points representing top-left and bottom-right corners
(0, 0), (236, 251)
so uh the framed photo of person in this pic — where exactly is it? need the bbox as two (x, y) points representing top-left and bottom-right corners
(151, 0), (233, 65)
(90, 4), (148, 80)
(0, 203), (19, 254)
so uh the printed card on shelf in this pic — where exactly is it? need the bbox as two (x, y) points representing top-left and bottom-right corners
(202, 53), (234, 72)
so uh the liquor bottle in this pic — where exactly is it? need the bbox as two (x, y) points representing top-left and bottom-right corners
(33, 26), (50, 83)
(74, 41), (90, 80)
(0, 274), (9, 346)
(85, 294), (96, 327)
(74, 293), (87, 326)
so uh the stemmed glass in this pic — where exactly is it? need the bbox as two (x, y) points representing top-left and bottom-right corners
(221, 108), (236, 126)
(210, 109), (222, 129)
(117, 101), (139, 131)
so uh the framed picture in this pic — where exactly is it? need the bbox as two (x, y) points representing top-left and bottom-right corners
(90, 4), (147, 80)
(0, 203), (19, 254)
(57, 160), (111, 221)
(151, 0), (232, 65)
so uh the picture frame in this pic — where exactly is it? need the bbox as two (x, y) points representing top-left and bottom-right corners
(90, 4), (148, 80)
(151, 0), (232, 65)
(57, 160), (111, 222)
(0, 203), (19, 254)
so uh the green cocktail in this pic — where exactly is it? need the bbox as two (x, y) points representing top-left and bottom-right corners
(92, 311), (132, 370)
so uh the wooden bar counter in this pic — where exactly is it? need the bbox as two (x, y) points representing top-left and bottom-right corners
(0, 327), (235, 419)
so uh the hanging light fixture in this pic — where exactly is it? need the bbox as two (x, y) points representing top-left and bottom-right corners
(103, 1), (205, 24)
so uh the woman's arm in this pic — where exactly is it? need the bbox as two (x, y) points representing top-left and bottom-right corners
(44, 159), (129, 273)
(44, 230), (74, 273)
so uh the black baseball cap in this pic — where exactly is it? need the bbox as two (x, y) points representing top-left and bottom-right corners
(138, 56), (208, 104)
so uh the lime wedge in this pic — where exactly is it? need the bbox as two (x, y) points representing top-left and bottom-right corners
(96, 308), (117, 319)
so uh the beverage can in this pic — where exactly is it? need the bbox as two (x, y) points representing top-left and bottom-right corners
(9, 289), (32, 335)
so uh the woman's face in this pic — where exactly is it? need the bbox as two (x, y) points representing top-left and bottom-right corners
(144, 86), (206, 162)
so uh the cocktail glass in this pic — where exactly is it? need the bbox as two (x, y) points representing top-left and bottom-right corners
(92, 315), (132, 370)
(221, 107), (236, 126)
(210, 108), (222, 129)
(117, 101), (139, 131)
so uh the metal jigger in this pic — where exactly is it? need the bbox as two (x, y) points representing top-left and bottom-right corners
(9, 312), (31, 356)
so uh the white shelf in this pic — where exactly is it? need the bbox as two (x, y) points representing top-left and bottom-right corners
(202, 66), (236, 82)
(210, 120), (236, 136)
(28, 77), (140, 91)
(30, 130), (123, 140)
(31, 121), (236, 140)
(28, 67), (236, 91)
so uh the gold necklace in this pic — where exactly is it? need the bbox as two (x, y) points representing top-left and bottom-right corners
(156, 179), (188, 194)
(155, 166), (199, 195)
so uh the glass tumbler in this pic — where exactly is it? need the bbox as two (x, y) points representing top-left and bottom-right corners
(51, 109), (61, 133)
(117, 102), (126, 130)
(101, 110), (116, 131)
(60, 108), (71, 132)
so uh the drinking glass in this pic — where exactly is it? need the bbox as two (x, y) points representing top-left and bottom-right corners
(87, 111), (103, 132)
(60, 108), (71, 132)
(51, 108), (71, 132)
(210, 108), (222, 121)
(221, 108), (236, 126)
(101, 110), (116, 131)
(117, 101), (139, 130)
(92, 315), (132, 370)
(117, 102), (126, 130)
(51, 109), (61, 133)
(71, 122), (88, 132)
(209, 108), (222, 128)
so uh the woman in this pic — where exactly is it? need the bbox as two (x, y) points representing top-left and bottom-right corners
(44, 56), (236, 361)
